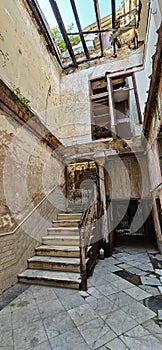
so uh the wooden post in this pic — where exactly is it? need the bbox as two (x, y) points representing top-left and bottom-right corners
(106, 76), (116, 138)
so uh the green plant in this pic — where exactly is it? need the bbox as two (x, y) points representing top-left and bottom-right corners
(13, 87), (30, 107)
(51, 23), (80, 53)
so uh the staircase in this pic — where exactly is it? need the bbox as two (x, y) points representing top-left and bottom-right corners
(18, 213), (83, 289)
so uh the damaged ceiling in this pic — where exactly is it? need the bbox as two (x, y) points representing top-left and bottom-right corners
(27, 0), (142, 69)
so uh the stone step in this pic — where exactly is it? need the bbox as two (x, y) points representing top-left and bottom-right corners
(57, 213), (82, 221)
(47, 227), (79, 236)
(28, 256), (80, 272)
(35, 245), (80, 258)
(52, 219), (79, 227)
(42, 235), (80, 246)
(18, 269), (81, 289)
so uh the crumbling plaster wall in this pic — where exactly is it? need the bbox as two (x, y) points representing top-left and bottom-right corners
(59, 47), (144, 145)
(0, 0), (61, 118)
(141, 0), (162, 112)
(0, 111), (63, 234)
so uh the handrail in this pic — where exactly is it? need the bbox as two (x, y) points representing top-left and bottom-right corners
(79, 184), (102, 290)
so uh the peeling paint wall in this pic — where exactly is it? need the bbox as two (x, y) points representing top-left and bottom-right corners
(0, 111), (64, 233)
(142, 0), (162, 109)
(0, 0), (61, 119)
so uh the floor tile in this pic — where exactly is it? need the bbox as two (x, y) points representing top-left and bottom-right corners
(68, 304), (98, 326)
(10, 289), (36, 309)
(12, 304), (41, 329)
(107, 291), (135, 308)
(103, 309), (138, 335)
(111, 278), (133, 292)
(78, 317), (116, 349)
(139, 284), (160, 296)
(13, 319), (47, 350)
(141, 275), (161, 286)
(120, 324), (162, 350)
(96, 283), (119, 297)
(122, 300), (156, 323)
(101, 337), (129, 350)
(0, 306), (12, 332)
(116, 263), (131, 269)
(143, 319), (162, 342)
(88, 295), (118, 317)
(30, 285), (58, 303)
(124, 286), (152, 301)
(49, 328), (85, 350)
(87, 287), (103, 299)
(60, 291), (85, 310)
(37, 299), (65, 319)
(43, 310), (75, 338)
(0, 329), (13, 348)
(26, 340), (52, 350)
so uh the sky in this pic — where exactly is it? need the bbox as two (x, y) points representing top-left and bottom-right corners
(37, 0), (123, 30)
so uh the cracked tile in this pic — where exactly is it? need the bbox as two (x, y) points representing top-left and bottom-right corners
(68, 304), (98, 326)
(88, 295), (119, 317)
(120, 325), (162, 350)
(49, 328), (86, 350)
(122, 300), (156, 323)
(43, 310), (75, 339)
(78, 317), (116, 349)
(102, 309), (138, 335)
(107, 291), (135, 308)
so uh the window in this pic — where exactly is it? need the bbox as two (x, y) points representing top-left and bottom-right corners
(90, 73), (141, 140)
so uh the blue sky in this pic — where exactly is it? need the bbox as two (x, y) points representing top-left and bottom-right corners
(38, 0), (123, 29)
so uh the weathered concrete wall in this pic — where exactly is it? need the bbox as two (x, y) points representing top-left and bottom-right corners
(105, 154), (150, 200)
(0, 0), (61, 118)
(58, 47), (144, 145)
(142, 0), (162, 110)
(0, 110), (64, 233)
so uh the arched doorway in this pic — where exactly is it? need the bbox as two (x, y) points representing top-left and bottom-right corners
(65, 160), (100, 212)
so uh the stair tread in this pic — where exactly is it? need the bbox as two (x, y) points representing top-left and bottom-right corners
(36, 245), (80, 251)
(18, 269), (81, 282)
(48, 227), (79, 231)
(43, 235), (79, 239)
(28, 256), (80, 264)
(53, 220), (80, 223)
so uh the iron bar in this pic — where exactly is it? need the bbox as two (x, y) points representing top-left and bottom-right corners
(93, 0), (104, 56)
(66, 26), (136, 36)
(70, 0), (89, 59)
(49, 0), (77, 66)
(111, 0), (116, 55)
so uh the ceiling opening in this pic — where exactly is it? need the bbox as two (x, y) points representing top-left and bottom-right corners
(28, 0), (143, 69)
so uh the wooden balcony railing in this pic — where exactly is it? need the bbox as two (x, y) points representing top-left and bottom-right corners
(79, 185), (103, 290)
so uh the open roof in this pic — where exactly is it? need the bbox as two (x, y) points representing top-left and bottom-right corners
(27, 0), (142, 69)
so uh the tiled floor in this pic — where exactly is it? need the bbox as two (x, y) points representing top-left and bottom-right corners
(1, 241), (162, 349)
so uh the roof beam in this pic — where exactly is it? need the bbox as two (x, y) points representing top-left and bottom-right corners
(111, 0), (116, 55)
(93, 0), (104, 56)
(70, 0), (89, 59)
(49, 0), (77, 66)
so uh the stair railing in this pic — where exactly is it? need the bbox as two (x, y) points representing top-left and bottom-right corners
(78, 184), (102, 291)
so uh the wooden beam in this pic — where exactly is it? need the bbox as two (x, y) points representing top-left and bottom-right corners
(49, 0), (77, 66)
(70, 0), (89, 59)
(93, 0), (104, 56)
(132, 73), (142, 124)
(107, 77), (116, 137)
